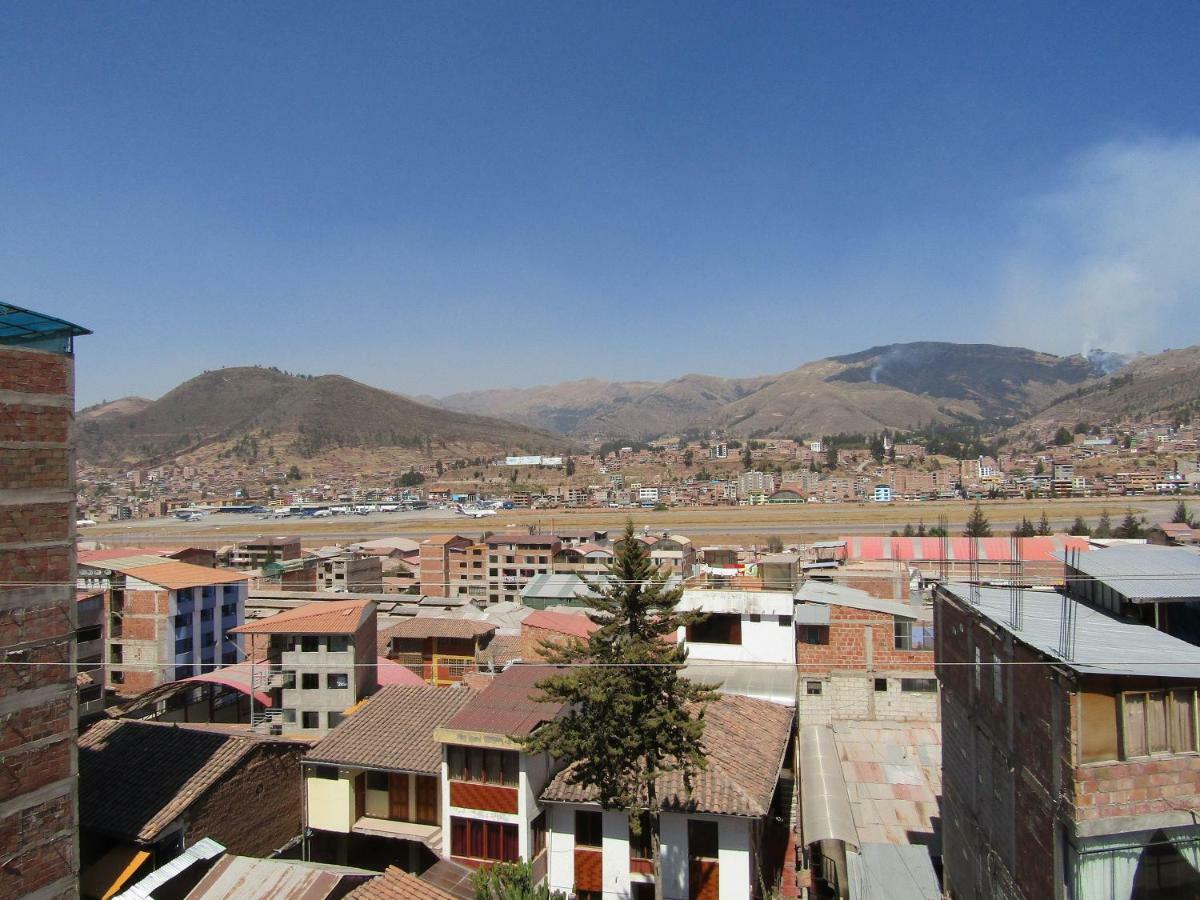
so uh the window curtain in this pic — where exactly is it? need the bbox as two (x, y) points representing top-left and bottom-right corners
(1072, 836), (1142, 900)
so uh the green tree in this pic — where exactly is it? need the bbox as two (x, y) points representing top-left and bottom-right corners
(742, 445), (753, 470)
(1171, 500), (1196, 527)
(682, 449), (694, 468)
(1094, 509), (1113, 538)
(565, 457), (576, 477)
(471, 860), (566, 899)
(436, 459), (445, 477)
(963, 502), (992, 537)
(1036, 511), (1052, 536)
(766, 535), (784, 553)
(1013, 517), (1036, 538)
(1067, 516), (1092, 537)
(902, 522), (915, 537)
(287, 464), (302, 481)
(523, 523), (717, 900)
(1114, 508), (1147, 539)
(825, 442), (838, 469)
(1054, 427), (1074, 446)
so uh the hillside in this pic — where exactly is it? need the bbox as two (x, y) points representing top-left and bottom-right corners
(439, 342), (1110, 440)
(76, 367), (573, 467)
(78, 396), (153, 422)
(1025, 345), (1200, 427)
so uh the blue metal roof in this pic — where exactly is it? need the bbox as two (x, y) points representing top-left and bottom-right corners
(0, 303), (90, 353)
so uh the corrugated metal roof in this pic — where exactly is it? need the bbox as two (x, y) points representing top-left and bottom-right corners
(182, 854), (373, 899)
(799, 725), (859, 850)
(850, 844), (941, 900)
(519, 573), (607, 601)
(942, 583), (1200, 678)
(795, 581), (921, 620)
(115, 838), (225, 899)
(0, 302), (90, 351)
(1058, 544), (1200, 602)
(681, 661), (797, 706)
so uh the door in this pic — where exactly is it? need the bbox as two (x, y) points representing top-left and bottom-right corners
(688, 820), (719, 900)
(415, 774), (439, 824)
(389, 773), (409, 821)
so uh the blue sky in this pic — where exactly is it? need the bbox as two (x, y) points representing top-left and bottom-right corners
(3, 2), (1199, 407)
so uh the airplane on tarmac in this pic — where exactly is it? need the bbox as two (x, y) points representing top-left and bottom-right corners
(453, 503), (497, 519)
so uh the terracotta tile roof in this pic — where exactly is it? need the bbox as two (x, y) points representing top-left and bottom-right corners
(441, 664), (567, 738)
(476, 634), (523, 668)
(78, 719), (279, 842)
(542, 694), (794, 818)
(347, 866), (455, 900)
(78, 547), (171, 564)
(230, 599), (373, 635)
(376, 658), (428, 687)
(305, 685), (475, 773)
(378, 617), (496, 646)
(115, 561), (250, 590)
(522, 609), (599, 641)
(422, 534), (470, 546)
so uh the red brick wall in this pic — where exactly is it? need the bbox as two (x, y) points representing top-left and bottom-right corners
(796, 604), (933, 674)
(0, 790), (75, 898)
(0, 347), (71, 394)
(1076, 742), (1200, 822)
(0, 502), (72, 544)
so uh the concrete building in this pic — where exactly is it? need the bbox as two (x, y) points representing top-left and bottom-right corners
(794, 582), (936, 725)
(541, 694), (795, 900)
(80, 558), (249, 696)
(76, 588), (105, 721)
(0, 303), (88, 900)
(227, 535), (302, 569)
(649, 534), (697, 577)
(231, 599), (378, 736)
(936, 582), (1200, 899)
(320, 553), (384, 593)
(302, 684), (477, 872)
(78, 718), (307, 898)
(485, 532), (561, 604)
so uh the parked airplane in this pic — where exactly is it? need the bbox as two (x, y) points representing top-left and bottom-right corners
(76, 518), (97, 527)
(453, 503), (496, 519)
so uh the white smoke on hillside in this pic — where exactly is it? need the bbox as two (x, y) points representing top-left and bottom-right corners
(996, 136), (1200, 356)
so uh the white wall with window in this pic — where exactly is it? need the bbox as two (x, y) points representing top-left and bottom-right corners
(676, 590), (795, 665)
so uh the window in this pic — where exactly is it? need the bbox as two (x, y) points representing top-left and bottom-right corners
(686, 614), (742, 645)
(749, 614), (761, 623)
(327, 672), (349, 690)
(311, 764), (338, 780)
(221, 604), (237, 619)
(328, 636), (349, 653)
(450, 817), (519, 862)
(803, 625), (827, 645)
(328, 711), (344, 729)
(974, 647), (981, 691)
(199, 609), (213, 622)
(447, 747), (519, 786)
(576, 810), (602, 848)
(629, 812), (653, 860)
(874, 678), (888, 692)
(366, 771), (388, 791)
(301, 673), (319, 689)
(282, 709), (296, 724)
(992, 653), (1003, 702)
(901, 678), (938, 693)
(77, 624), (102, 644)
(806, 681), (823, 696)
(175, 637), (192, 654)
(779, 615), (792, 628)
(302, 711), (320, 729)
(1122, 690), (1198, 758)
(531, 811), (546, 857)
(301, 636), (319, 653)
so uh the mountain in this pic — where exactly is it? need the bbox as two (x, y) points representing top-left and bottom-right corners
(77, 367), (573, 467)
(439, 342), (1111, 439)
(1025, 346), (1200, 427)
(78, 396), (153, 422)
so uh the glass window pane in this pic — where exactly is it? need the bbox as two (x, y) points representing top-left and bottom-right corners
(1148, 692), (1169, 754)
(1172, 690), (1196, 753)
(1124, 694), (1148, 758)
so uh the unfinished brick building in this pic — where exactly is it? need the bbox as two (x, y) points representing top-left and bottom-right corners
(937, 582), (1200, 899)
(0, 304), (89, 899)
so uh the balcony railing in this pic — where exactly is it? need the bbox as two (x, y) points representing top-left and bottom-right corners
(250, 708), (284, 735)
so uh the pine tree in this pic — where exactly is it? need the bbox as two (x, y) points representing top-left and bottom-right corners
(902, 522), (915, 537)
(1067, 516), (1092, 537)
(523, 523), (717, 900)
(1172, 500), (1194, 527)
(1115, 508), (1146, 539)
(1094, 509), (1113, 538)
(1013, 517), (1036, 538)
(963, 502), (992, 537)
(1036, 511), (1052, 536)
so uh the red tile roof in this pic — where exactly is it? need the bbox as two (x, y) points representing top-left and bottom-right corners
(542, 694), (793, 818)
(376, 658), (428, 687)
(306, 685), (476, 773)
(379, 617), (495, 645)
(117, 561), (249, 590)
(230, 599), (373, 635)
(522, 610), (598, 641)
(440, 664), (566, 738)
(347, 866), (455, 900)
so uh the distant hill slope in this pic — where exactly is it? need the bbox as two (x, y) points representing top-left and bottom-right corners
(78, 396), (153, 422)
(1026, 345), (1200, 427)
(439, 342), (1110, 439)
(77, 367), (573, 466)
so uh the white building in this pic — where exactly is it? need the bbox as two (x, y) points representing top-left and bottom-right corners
(542, 694), (794, 900)
(872, 484), (893, 503)
(676, 589), (796, 707)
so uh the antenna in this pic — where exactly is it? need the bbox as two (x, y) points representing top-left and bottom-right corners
(1009, 533), (1023, 630)
(968, 536), (980, 606)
